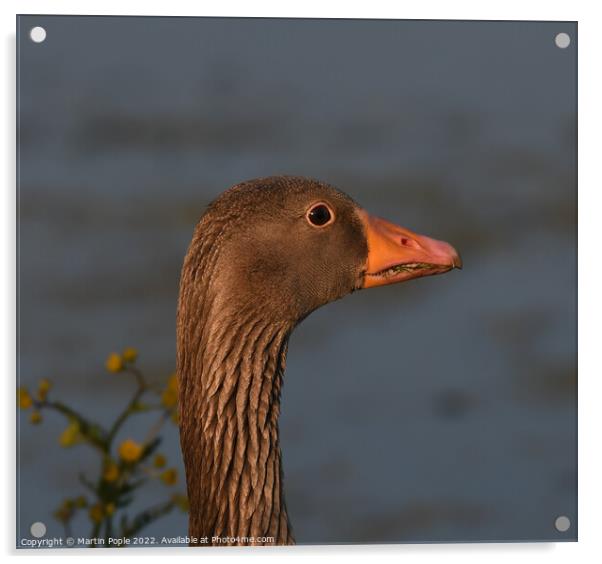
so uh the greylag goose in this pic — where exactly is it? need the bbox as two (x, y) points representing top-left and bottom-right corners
(177, 176), (461, 546)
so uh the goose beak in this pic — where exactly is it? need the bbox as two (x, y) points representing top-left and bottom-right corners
(358, 210), (462, 289)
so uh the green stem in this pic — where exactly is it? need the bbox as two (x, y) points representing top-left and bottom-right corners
(144, 410), (169, 445)
(126, 365), (146, 389)
(120, 499), (175, 539)
(106, 367), (148, 446)
(79, 472), (97, 493)
(104, 514), (114, 545)
(89, 520), (102, 548)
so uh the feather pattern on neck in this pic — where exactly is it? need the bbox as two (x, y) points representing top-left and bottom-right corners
(177, 216), (295, 546)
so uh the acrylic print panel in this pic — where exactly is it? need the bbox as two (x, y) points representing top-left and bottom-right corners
(16, 16), (577, 547)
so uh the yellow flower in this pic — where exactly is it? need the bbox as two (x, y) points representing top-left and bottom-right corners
(161, 388), (178, 409)
(105, 353), (123, 373)
(153, 454), (167, 468)
(161, 373), (179, 408)
(37, 378), (52, 401)
(118, 438), (143, 463)
(29, 411), (42, 425)
(59, 421), (81, 448)
(105, 503), (116, 516)
(89, 503), (104, 523)
(122, 347), (138, 363)
(171, 493), (189, 512)
(75, 496), (87, 508)
(167, 372), (178, 391)
(18, 387), (33, 410)
(103, 461), (120, 482)
(160, 468), (178, 486)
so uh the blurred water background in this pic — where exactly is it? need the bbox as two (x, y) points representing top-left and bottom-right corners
(17, 16), (576, 544)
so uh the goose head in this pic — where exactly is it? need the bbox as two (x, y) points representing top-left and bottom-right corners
(192, 175), (461, 325)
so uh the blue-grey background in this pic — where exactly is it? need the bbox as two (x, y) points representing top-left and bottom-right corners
(17, 16), (577, 545)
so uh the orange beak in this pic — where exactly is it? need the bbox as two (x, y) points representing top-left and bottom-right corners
(359, 210), (462, 289)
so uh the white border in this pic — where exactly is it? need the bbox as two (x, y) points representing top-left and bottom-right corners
(3, 2), (600, 563)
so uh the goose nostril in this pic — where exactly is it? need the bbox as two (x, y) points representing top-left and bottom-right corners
(400, 237), (418, 248)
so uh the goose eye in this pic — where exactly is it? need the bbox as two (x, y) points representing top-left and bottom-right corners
(307, 203), (333, 227)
